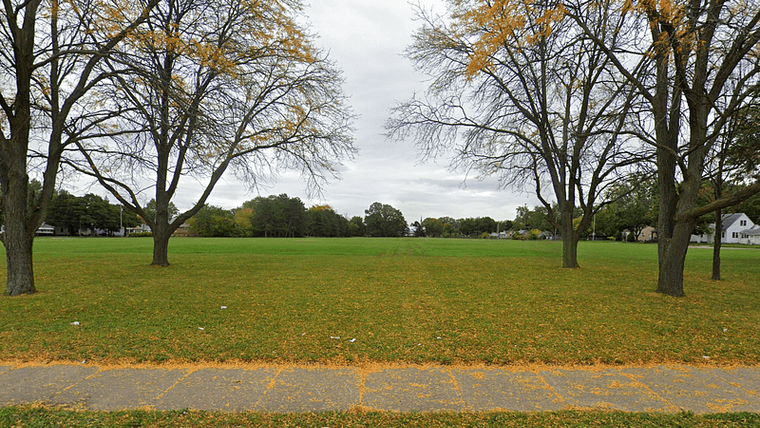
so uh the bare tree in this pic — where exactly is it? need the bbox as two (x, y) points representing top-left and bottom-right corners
(704, 98), (760, 281)
(565, 0), (760, 296)
(67, 0), (355, 266)
(388, 0), (644, 268)
(0, 0), (159, 295)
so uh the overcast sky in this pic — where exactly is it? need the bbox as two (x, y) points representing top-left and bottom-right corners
(72, 0), (540, 223)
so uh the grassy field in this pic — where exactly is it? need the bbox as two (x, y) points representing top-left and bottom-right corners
(1, 237), (758, 366)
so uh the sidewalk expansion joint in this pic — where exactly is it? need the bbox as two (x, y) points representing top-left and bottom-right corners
(534, 370), (567, 408)
(619, 371), (679, 412)
(49, 366), (102, 400)
(447, 368), (465, 410)
(153, 368), (196, 401)
(255, 366), (284, 409)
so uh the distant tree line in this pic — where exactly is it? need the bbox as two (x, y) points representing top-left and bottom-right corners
(44, 191), (141, 236)
(51, 183), (760, 242)
(411, 216), (511, 238)
(511, 176), (658, 241)
(186, 196), (404, 238)
(187, 196), (522, 239)
(514, 177), (760, 242)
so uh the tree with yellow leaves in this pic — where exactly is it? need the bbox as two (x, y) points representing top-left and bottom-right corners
(388, 0), (645, 268)
(562, 0), (760, 296)
(399, 0), (760, 295)
(68, 0), (355, 266)
(0, 0), (160, 295)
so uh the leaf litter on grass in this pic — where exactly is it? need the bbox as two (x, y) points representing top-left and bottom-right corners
(1, 239), (759, 367)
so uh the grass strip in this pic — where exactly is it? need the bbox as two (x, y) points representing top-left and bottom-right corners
(2, 407), (760, 428)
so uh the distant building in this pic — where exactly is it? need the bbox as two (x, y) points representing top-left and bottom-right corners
(490, 231), (513, 239)
(127, 223), (151, 235)
(690, 213), (759, 245)
(740, 226), (760, 246)
(538, 231), (554, 240)
(35, 222), (55, 236)
(638, 226), (657, 242)
(172, 223), (192, 237)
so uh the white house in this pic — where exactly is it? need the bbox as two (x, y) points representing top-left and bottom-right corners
(35, 222), (55, 235)
(738, 224), (760, 246)
(691, 213), (758, 244)
(127, 223), (151, 235)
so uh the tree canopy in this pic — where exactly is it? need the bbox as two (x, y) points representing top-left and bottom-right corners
(1, 0), (160, 295)
(391, 0), (760, 294)
(68, 0), (356, 266)
(364, 202), (408, 237)
(389, 0), (644, 268)
(565, 0), (760, 296)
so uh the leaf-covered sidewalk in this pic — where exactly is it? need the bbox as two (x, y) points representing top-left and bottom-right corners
(1, 363), (758, 413)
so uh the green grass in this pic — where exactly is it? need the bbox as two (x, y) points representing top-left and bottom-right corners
(1, 238), (759, 365)
(2, 407), (760, 428)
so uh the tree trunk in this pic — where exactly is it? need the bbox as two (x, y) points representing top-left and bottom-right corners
(151, 227), (171, 266)
(712, 208), (722, 281)
(4, 234), (35, 296)
(560, 209), (579, 268)
(561, 236), (580, 268)
(3, 180), (36, 296)
(656, 220), (693, 297)
(1, 18), (36, 296)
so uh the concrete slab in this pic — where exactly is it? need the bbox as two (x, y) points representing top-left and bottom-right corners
(539, 368), (672, 412)
(51, 368), (189, 411)
(622, 366), (753, 413)
(1, 363), (758, 413)
(453, 368), (563, 411)
(701, 368), (760, 412)
(155, 368), (278, 412)
(363, 368), (462, 412)
(0, 365), (98, 406)
(256, 367), (359, 412)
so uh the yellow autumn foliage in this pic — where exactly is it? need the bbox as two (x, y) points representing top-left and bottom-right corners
(448, 0), (730, 78)
(450, 0), (566, 77)
(309, 204), (334, 212)
(105, 0), (317, 80)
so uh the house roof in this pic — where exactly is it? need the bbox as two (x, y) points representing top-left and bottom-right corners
(721, 213), (746, 229)
(742, 225), (760, 236)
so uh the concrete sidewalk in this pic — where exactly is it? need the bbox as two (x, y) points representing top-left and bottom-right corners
(0, 363), (759, 413)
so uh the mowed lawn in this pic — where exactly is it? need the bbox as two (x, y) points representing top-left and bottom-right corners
(1, 237), (759, 366)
